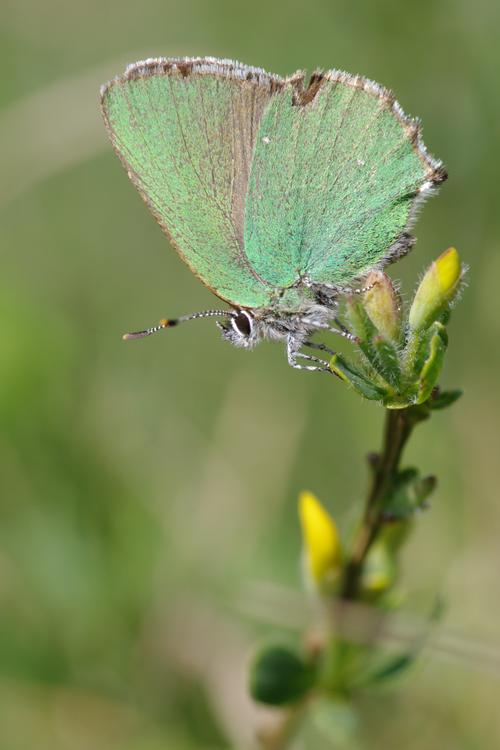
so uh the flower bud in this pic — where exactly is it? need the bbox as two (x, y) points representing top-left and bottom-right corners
(409, 248), (462, 332)
(362, 541), (396, 596)
(363, 270), (402, 342)
(298, 491), (341, 589)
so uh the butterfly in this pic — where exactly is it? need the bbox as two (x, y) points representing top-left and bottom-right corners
(100, 57), (446, 373)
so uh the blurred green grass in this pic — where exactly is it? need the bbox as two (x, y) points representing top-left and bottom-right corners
(1, 0), (500, 747)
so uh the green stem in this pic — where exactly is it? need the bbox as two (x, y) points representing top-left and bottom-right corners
(258, 404), (428, 748)
(340, 407), (417, 600)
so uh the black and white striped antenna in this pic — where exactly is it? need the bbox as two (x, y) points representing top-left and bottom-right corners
(122, 309), (234, 341)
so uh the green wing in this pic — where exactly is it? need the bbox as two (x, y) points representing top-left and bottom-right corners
(244, 70), (446, 288)
(101, 57), (283, 308)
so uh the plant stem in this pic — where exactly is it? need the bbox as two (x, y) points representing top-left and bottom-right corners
(340, 407), (419, 600)
(258, 405), (427, 748)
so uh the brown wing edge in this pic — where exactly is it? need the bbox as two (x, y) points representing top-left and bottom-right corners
(99, 57), (300, 307)
(100, 56), (296, 101)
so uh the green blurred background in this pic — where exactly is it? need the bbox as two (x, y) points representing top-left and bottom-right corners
(1, 0), (499, 747)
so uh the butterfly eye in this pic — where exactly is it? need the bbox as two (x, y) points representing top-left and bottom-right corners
(232, 310), (253, 336)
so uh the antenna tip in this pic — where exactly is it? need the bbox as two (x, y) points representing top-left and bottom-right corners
(122, 318), (175, 342)
(122, 329), (150, 341)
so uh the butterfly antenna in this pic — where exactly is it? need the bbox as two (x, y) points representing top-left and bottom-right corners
(122, 310), (234, 341)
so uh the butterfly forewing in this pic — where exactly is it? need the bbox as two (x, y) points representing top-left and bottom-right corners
(101, 58), (281, 308)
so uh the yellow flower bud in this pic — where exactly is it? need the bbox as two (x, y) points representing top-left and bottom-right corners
(298, 491), (341, 588)
(409, 247), (462, 332)
(363, 270), (402, 342)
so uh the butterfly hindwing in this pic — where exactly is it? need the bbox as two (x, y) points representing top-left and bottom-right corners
(244, 71), (445, 289)
(101, 58), (282, 308)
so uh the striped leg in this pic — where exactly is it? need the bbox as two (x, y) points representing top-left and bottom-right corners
(286, 337), (332, 374)
(304, 340), (336, 356)
(336, 281), (377, 296)
(331, 318), (359, 343)
(314, 320), (359, 343)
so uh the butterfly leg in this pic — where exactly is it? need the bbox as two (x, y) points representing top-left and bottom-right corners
(335, 278), (379, 296)
(287, 336), (332, 374)
(330, 318), (359, 343)
(304, 340), (336, 357)
(306, 278), (377, 301)
(314, 319), (359, 343)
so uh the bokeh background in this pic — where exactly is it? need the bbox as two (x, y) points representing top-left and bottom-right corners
(1, 0), (500, 747)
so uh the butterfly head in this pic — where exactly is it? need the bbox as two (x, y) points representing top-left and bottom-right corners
(218, 309), (259, 349)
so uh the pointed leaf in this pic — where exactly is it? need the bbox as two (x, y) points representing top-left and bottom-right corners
(415, 322), (448, 403)
(346, 296), (378, 344)
(368, 651), (417, 684)
(330, 354), (388, 401)
(311, 699), (359, 745)
(346, 300), (402, 388)
(372, 335), (402, 388)
(429, 388), (463, 410)
(383, 468), (437, 520)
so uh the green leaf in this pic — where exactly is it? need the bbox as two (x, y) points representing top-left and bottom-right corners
(311, 698), (359, 745)
(404, 321), (445, 381)
(395, 466), (419, 484)
(383, 468), (437, 520)
(429, 388), (463, 410)
(410, 474), (437, 506)
(330, 354), (388, 401)
(415, 322), (448, 404)
(249, 645), (315, 706)
(345, 300), (403, 390)
(368, 651), (417, 684)
(402, 321), (448, 404)
(372, 335), (402, 388)
(346, 297), (378, 344)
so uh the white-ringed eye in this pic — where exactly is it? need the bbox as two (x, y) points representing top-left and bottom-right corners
(231, 310), (253, 336)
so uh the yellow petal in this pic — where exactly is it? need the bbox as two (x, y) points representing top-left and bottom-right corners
(435, 246), (461, 294)
(409, 247), (462, 332)
(298, 491), (341, 585)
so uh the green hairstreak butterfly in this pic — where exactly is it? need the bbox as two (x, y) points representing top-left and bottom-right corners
(101, 57), (446, 372)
